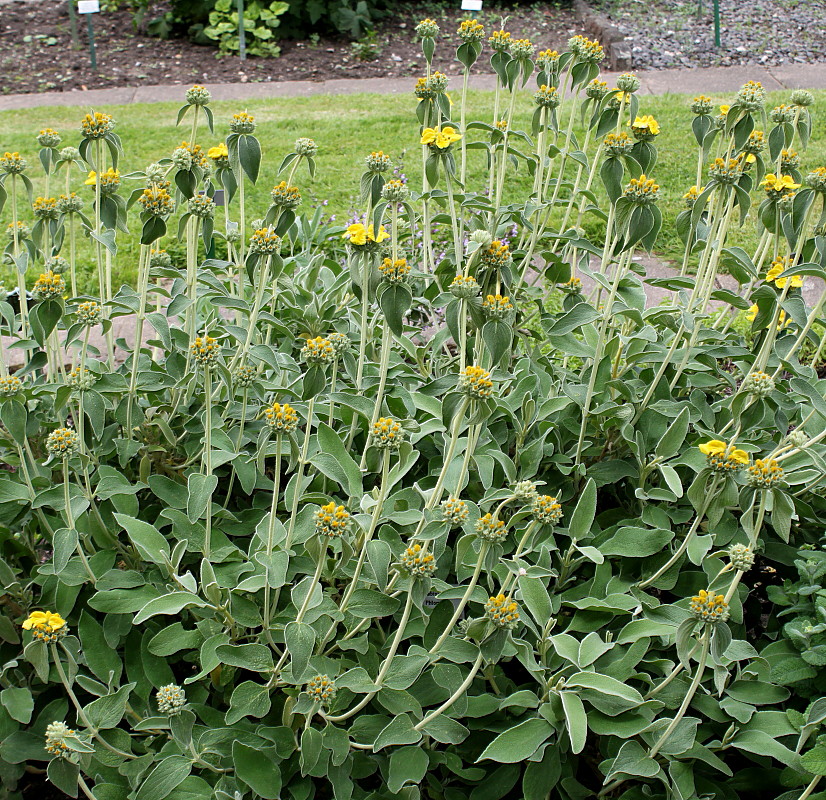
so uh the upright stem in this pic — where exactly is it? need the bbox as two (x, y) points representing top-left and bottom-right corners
(203, 365), (213, 560)
(262, 433), (283, 632)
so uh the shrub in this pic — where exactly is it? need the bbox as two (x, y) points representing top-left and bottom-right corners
(1, 22), (826, 800)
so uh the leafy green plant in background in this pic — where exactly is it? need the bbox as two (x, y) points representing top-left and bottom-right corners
(203, 0), (289, 57)
(2, 16), (826, 800)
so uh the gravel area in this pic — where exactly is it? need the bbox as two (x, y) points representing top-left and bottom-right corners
(592, 0), (826, 69)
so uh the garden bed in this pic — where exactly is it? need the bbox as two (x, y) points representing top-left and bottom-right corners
(0, 1), (582, 94)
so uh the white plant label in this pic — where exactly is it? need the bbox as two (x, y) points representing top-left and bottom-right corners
(461, 0), (483, 10)
(78, 1), (100, 13)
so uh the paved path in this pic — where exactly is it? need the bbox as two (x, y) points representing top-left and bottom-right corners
(0, 64), (825, 111)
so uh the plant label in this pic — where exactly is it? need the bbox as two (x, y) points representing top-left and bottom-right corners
(424, 591), (464, 617)
(77, 1), (100, 13)
(461, 0), (483, 10)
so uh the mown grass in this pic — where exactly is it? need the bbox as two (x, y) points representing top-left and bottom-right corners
(0, 87), (824, 290)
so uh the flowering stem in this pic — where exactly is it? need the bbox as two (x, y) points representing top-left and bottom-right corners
(10, 176), (29, 339)
(328, 360), (338, 428)
(126, 244), (150, 439)
(355, 252), (373, 391)
(429, 542), (489, 654)
(414, 651), (484, 731)
(797, 776), (822, 800)
(360, 320), (392, 471)
(203, 364), (213, 560)
(284, 396), (314, 555)
(638, 474), (721, 589)
(230, 254), (271, 372)
(63, 458), (96, 584)
(262, 433), (283, 634)
(459, 66), (470, 187)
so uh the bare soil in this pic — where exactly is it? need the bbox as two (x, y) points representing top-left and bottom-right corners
(0, 1), (582, 95)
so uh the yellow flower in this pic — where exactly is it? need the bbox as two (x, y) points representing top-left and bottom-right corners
(698, 440), (727, 456)
(84, 170), (97, 185)
(630, 115), (660, 135)
(747, 304), (758, 321)
(761, 173), (801, 193)
(765, 257), (803, 289)
(421, 125), (462, 149)
(207, 143), (228, 160)
(719, 104), (730, 114)
(22, 611), (66, 641)
(344, 223), (368, 246)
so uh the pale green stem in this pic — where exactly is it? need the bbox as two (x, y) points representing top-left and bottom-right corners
(414, 651), (484, 731)
(262, 434), (283, 633)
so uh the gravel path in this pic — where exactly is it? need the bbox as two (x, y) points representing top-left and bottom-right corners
(593, 0), (826, 69)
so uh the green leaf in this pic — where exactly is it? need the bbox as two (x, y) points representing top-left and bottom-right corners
(545, 302), (599, 336)
(606, 740), (661, 780)
(135, 755), (192, 800)
(134, 592), (209, 624)
(85, 683), (136, 730)
(226, 681), (272, 725)
(560, 691), (587, 754)
(1, 687), (33, 723)
(568, 478), (596, 539)
(477, 718), (554, 763)
(215, 643), (274, 672)
(237, 134), (261, 183)
(518, 575), (552, 627)
(47, 758), (79, 798)
(186, 473), (218, 523)
(654, 406), (690, 458)
(379, 283), (413, 337)
(285, 621), (315, 681)
(801, 745), (826, 776)
(566, 672), (643, 704)
(601, 527), (673, 557)
(347, 588), (400, 619)
(233, 741), (282, 798)
(388, 745), (429, 793)
(374, 713), (422, 751)
(114, 513), (170, 566)
(311, 423), (362, 497)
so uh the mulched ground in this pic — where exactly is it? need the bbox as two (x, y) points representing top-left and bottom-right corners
(593, 0), (826, 69)
(0, 1), (583, 95)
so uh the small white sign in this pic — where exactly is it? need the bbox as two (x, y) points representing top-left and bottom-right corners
(78, 1), (100, 13)
(461, 0), (483, 9)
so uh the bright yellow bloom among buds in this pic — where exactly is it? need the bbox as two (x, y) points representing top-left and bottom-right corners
(629, 115), (660, 135)
(765, 257), (803, 289)
(22, 611), (67, 641)
(420, 126), (462, 149)
(207, 143), (229, 160)
(343, 222), (390, 247)
(761, 173), (801, 193)
(699, 439), (749, 473)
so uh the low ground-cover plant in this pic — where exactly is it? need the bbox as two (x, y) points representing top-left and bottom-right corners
(1, 19), (826, 800)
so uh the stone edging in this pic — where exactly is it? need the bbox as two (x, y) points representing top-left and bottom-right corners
(572, 0), (632, 71)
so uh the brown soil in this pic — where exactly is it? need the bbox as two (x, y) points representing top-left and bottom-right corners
(0, 1), (582, 95)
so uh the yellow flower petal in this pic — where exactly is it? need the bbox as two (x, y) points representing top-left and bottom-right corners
(698, 440), (727, 456)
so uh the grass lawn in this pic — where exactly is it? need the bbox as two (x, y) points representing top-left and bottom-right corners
(1, 87), (824, 291)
